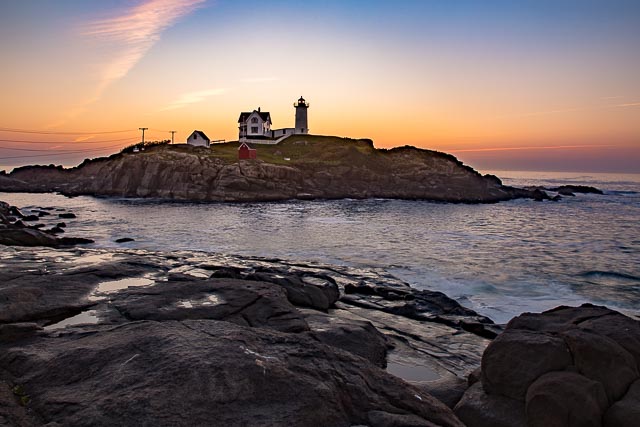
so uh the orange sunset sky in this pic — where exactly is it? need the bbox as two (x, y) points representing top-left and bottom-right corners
(0, 0), (639, 173)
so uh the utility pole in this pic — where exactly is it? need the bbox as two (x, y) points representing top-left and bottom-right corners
(170, 130), (176, 144)
(139, 127), (148, 145)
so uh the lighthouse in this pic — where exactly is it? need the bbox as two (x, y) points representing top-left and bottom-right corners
(294, 96), (309, 134)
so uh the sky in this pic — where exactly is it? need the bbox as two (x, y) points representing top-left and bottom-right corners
(0, 0), (639, 173)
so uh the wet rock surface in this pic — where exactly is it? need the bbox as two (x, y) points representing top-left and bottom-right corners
(0, 246), (492, 426)
(547, 185), (604, 195)
(454, 304), (640, 427)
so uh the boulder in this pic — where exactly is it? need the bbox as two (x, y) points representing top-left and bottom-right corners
(244, 272), (340, 310)
(454, 383), (525, 427)
(506, 304), (618, 333)
(58, 212), (76, 219)
(525, 371), (608, 427)
(561, 328), (638, 402)
(549, 185), (603, 195)
(0, 227), (61, 247)
(481, 329), (572, 399)
(8, 206), (25, 218)
(304, 310), (390, 367)
(115, 237), (135, 243)
(418, 375), (468, 409)
(531, 189), (549, 202)
(579, 312), (640, 369)
(557, 188), (575, 196)
(460, 304), (640, 426)
(604, 379), (640, 427)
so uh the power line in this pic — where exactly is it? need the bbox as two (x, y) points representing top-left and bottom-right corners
(0, 137), (138, 144)
(0, 144), (124, 160)
(0, 127), (137, 135)
(0, 146), (101, 152)
(0, 143), (133, 152)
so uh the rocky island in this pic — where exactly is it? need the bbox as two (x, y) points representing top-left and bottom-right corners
(0, 136), (544, 203)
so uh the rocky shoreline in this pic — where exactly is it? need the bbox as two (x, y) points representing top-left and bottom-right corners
(0, 140), (567, 204)
(2, 199), (637, 427)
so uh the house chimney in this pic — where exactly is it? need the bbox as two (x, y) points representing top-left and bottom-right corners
(258, 107), (261, 112)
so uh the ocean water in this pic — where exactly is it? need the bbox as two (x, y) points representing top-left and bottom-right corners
(2, 171), (638, 323)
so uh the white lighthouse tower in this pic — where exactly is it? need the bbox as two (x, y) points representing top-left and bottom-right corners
(294, 96), (309, 134)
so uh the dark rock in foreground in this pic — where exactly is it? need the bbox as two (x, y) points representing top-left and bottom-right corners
(454, 304), (640, 427)
(0, 247), (492, 426)
(2, 320), (461, 427)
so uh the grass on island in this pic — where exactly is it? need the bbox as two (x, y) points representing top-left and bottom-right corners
(140, 135), (378, 166)
(120, 134), (462, 172)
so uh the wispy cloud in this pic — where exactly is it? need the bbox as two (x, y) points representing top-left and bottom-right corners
(85, 0), (206, 90)
(614, 102), (640, 108)
(74, 135), (96, 142)
(160, 88), (227, 111)
(53, 0), (206, 126)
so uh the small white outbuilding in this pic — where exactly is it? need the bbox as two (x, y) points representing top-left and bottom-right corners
(187, 130), (211, 147)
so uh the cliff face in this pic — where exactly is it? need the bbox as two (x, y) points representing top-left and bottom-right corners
(1, 137), (525, 203)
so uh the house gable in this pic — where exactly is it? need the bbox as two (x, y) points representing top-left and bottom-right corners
(188, 130), (210, 142)
(238, 110), (271, 125)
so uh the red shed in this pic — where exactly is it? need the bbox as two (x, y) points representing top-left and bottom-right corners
(238, 142), (257, 160)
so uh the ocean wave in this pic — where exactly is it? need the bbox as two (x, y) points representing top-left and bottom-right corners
(604, 190), (639, 195)
(580, 270), (640, 283)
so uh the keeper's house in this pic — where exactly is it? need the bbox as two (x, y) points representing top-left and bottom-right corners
(238, 97), (309, 144)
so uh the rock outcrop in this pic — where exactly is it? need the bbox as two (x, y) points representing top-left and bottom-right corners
(0, 202), (93, 247)
(548, 185), (604, 195)
(0, 246), (494, 426)
(454, 304), (640, 427)
(0, 136), (549, 203)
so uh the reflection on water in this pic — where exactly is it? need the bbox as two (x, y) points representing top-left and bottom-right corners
(44, 310), (99, 330)
(386, 351), (442, 382)
(89, 277), (155, 301)
(386, 362), (440, 383)
(1, 172), (639, 323)
(176, 294), (224, 308)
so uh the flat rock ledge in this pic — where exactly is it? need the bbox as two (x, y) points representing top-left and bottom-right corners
(454, 304), (640, 427)
(0, 246), (498, 426)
